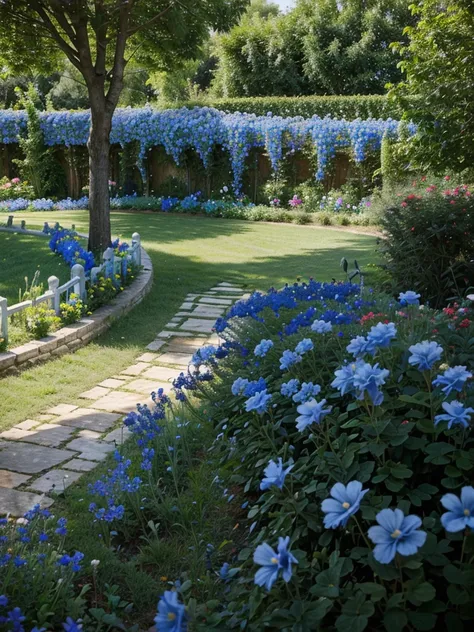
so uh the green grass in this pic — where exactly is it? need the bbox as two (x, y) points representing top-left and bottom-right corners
(0, 211), (379, 431)
(0, 231), (68, 304)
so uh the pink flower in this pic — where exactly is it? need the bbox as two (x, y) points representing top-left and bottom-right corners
(289, 195), (302, 207)
(11, 178), (20, 184)
(108, 180), (116, 186)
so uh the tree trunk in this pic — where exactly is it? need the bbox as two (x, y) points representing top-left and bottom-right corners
(87, 103), (112, 253)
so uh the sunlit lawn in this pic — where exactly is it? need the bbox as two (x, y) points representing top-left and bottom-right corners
(0, 211), (379, 429)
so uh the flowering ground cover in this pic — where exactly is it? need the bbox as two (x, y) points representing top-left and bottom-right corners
(0, 211), (377, 431)
(15, 280), (473, 631)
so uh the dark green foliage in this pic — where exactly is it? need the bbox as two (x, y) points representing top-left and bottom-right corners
(391, 0), (474, 174)
(187, 289), (474, 630)
(379, 181), (474, 307)
(211, 0), (413, 98)
(13, 85), (65, 198)
(157, 94), (400, 119)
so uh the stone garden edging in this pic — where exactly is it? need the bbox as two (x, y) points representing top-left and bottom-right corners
(0, 226), (153, 377)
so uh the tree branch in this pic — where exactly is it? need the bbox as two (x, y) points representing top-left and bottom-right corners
(127, 2), (175, 37)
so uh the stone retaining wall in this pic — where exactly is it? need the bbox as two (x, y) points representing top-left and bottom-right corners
(0, 236), (153, 377)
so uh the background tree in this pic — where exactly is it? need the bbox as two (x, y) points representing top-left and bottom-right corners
(391, 0), (474, 174)
(0, 0), (247, 251)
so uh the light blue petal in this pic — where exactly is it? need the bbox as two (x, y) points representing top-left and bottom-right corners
(253, 543), (276, 566)
(461, 486), (474, 511)
(441, 513), (467, 533)
(254, 565), (278, 591)
(368, 525), (391, 544)
(441, 493), (463, 513)
(373, 542), (397, 564)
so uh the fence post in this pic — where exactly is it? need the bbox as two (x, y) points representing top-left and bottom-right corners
(103, 247), (115, 279)
(71, 264), (86, 300)
(6, 215), (13, 227)
(0, 296), (8, 343)
(48, 276), (60, 315)
(132, 232), (141, 266)
(43, 222), (49, 234)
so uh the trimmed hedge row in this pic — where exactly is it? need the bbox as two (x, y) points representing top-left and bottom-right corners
(156, 95), (402, 120)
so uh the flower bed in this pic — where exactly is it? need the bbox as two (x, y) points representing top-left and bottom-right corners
(169, 283), (473, 629)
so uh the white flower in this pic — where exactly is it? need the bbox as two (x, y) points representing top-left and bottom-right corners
(91, 559), (101, 568)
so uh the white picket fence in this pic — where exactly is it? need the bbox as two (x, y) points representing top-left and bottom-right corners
(0, 232), (142, 343)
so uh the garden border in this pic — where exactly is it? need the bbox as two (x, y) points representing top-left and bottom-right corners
(0, 226), (153, 377)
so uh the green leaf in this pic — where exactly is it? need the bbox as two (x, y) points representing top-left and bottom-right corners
(407, 612), (437, 631)
(358, 582), (386, 602)
(336, 614), (369, 632)
(383, 609), (408, 632)
(408, 582), (436, 604)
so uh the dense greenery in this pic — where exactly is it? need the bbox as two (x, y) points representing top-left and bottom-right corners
(157, 94), (400, 119)
(379, 180), (474, 308)
(210, 0), (414, 97)
(391, 0), (474, 174)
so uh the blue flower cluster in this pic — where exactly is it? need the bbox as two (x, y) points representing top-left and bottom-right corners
(0, 596), (82, 632)
(48, 227), (95, 272)
(0, 107), (410, 191)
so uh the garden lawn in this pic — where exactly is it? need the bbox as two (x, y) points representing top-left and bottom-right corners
(0, 231), (68, 304)
(0, 211), (379, 430)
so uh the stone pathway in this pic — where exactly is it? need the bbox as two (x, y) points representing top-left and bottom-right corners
(0, 282), (248, 516)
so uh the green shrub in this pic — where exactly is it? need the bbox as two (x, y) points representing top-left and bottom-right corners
(157, 95), (401, 119)
(317, 211), (333, 225)
(60, 294), (84, 325)
(182, 282), (474, 630)
(294, 212), (313, 225)
(24, 304), (60, 339)
(379, 182), (474, 307)
(86, 275), (119, 311)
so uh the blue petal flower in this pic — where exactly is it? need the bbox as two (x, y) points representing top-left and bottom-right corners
(253, 536), (298, 590)
(434, 400), (474, 429)
(408, 341), (443, 371)
(322, 481), (369, 528)
(368, 508), (426, 564)
(441, 486), (474, 532)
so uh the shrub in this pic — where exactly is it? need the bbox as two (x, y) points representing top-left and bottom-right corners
(177, 281), (474, 631)
(0, 508), (87, 628)
(24, 304), (60, 339)
(87, 275), (119, 311)
(157, 95), (401, 120)
(379, 182), (474, 307)
(60, 294), (84, 325)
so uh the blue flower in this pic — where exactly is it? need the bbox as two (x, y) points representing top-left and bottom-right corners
(434, 400), (474, 429)
(279, 350), (303, 371)
(366, 322), (397, 348)
(245, 389), (272, 414)
(311, 320), (333, 334)
(231, 377), (249, 396)
(292, 382), (321, 403)
(281, 379), (300, 396)
(260, 458), (294, 490)
(0, 596), (7, 607)
(155, 590), (186, 632)
(322, 481), (369, 528)
(399, 290), (420, 306)
(254, 339), (274, 357)
(440, 486), (474, 532)
(296, 398), (332, 431)
(219, 562), (230, 579)
(408, 341), (443, 371)
(432, 365), (472, 397)
(331, 362), (360, 396)
(13, 556), (26, 568)
(253, 536), (298, 591)
(346, 335), (376, 358)
(55, 517), (68, 536)
(352, 361), (389, 405)
(38, 532), (48, 543)
(191, 345), (216, 365)
(368, 508), (427, 564)
(295, 338), (313, 354)
(244, 377), (267, 396)
(63, 618), (83, 632)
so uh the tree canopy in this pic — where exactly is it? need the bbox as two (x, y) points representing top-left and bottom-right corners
(391, 0), (474, 173)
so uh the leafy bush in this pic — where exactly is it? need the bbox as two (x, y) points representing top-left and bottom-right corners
(379, 182), (474, 307)
(24, 304), (60, 339)
(0, 176), (34, 202)
(0, 508), (87, 628)
(87, 275), (119, 311)
(60, 294), (84, 325)
(173, 281), (474, 631)
(158, 95), (401, 120)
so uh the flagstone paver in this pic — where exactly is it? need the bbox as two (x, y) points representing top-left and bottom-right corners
(28, 469), (83, 494)
(79, 386), (111, 400)
(46, 403), (78, 416)
(92, 391), (148, 413)
(179, 318), (215, 334)
(0, 281), (246, 515)
(57, 408), (120, 432)
(0, 443), (76, 475)
(0, 488), (54, 515)
(98, 378), (128, 389)
(62, 459), (97, 472)
(0, 470), (31, 488)
(122, 378), (169, 395)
